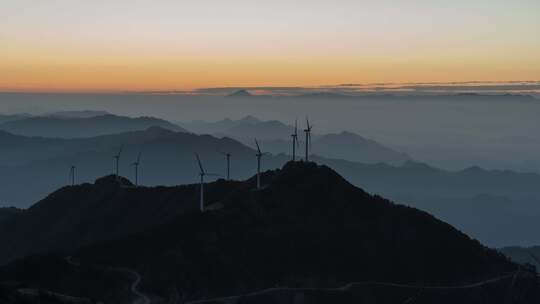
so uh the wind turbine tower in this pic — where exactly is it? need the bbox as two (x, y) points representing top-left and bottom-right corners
(69, 165), (76, 186)
(132, 152), (141, 187)
(221, 152), (231, 180)
(291, 119), (299, 161)
(304, 118), (313, 162)
(196, 154), (206, 212)
(113, 145), (123, 179)
(195, 154), (220, 212)
(255, 139), (267, 189)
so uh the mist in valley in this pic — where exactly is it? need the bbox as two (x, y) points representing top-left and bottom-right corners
(2, 92), (539, 173)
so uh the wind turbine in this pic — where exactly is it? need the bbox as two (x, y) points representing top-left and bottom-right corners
(304, 118), (313, 162)
(132, 151), (141, 187)
(255, 139), (268, 189)
(291, 119), (299, 161)
(69, 165), (76, 186)
(220, 152), (231, 180)
(113, 145), (123, 179)
(195, 153), (220, 212)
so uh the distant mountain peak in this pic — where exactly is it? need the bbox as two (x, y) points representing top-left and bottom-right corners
(237, 115), (261, 124)
(45, 110), (111, 119)
(227, 89), (253, 97)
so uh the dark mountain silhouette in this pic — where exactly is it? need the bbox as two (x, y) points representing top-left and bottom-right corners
(0, 162), (536, 303)
(0, 114), (188, 138)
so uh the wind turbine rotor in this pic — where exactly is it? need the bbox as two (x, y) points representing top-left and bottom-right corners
(115, 145), (124, 159)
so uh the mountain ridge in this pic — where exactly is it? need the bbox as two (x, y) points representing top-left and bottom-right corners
(0, 114), (189, 138)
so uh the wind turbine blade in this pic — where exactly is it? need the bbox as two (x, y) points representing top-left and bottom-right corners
(294, 119), (298, 135)
(306, 117), (310, 130)
(136, 151), (142, 163)
(117, 145), (124, 157)
(255, 139), (261, 154)
(195, 153), (204, 173)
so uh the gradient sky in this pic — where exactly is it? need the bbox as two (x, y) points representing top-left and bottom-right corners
(1, 0), (539, 92)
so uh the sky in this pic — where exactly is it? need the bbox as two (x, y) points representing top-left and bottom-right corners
(1, 0), (539, 92)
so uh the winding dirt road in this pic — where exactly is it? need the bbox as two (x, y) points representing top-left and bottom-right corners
(118, 267), (151, 304)
(65, 256), (151, 304)
(184, 272), (520, 304)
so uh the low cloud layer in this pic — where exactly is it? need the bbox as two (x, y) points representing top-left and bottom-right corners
(189, 81), (540, 97)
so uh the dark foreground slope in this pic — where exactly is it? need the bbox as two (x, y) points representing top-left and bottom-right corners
(0, 162), (537, 303)
(0, 175), (242, 264)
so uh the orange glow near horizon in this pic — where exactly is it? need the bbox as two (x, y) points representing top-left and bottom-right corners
(1, 1), (539, 93)
(3, 51), (539, 93)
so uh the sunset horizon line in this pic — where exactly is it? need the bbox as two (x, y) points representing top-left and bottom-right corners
(1, 80), (539, 95)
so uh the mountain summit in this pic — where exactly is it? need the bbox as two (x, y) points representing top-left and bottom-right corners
(227, 89), (253, 97)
